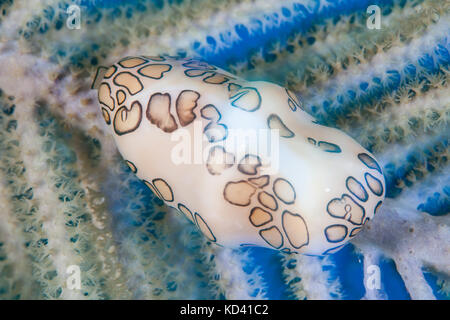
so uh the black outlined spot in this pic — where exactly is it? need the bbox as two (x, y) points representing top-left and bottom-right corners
(358, 153), (382, 174)
(101, 107), (111, 125)
(175, 90), (200, 127)
(257, 191), (278, 211)
(286, 88), (303, 111)
(365, 172), (384, 196)
(238, 154), (262, 175)
(223, 180), (257, 206)
(327, 194), (365, 225)
(259, 226), (283, 249)
(201, 104), (221, 122)
(282, 210), (309, 249)
(206, 146), (235, 175)
(113, 71), (144, 95)
(143, 180), (163, 200)
(324, 224), (348, 243)
(374, 200), (383, 215)
(146, 92), (178, 133)
(103, 65), (117, 79)
(230, 87), (261, 112)
(249, 207), (273, 227)
(138, 63), (172, 79)
(125, 160), (137, 173)
(203, 72), (230, 84)
(119, 57), (148, 68)
(113, 101), (142, 136)
(273, 178), (296, 205)
(152, 178), (174, 202)
(307, 137), (341, 153)
(178, 203), (195, 223)
(349, 227), (362, 237)
(116, 89), (126, 105)
(201, 104), (228, 143)
(91, 66), (108, 89)
(346, 176), (369, 202)
(248, 175), (270, 188)
(98, 82), (115, 111)
(267, 114), (295, 138)
(195, 213), (217, 242)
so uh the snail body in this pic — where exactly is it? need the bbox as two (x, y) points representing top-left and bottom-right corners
(95, 55), (385, 255)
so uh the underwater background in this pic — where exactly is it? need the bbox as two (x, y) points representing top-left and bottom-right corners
(0, 0), (448, 299)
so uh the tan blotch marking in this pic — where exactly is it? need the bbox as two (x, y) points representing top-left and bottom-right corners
(201, 104), (221, 121)
(125, 160), (137, 173)
(91, 66), (108, 89)
(228, 83), (242, 96)
(267, 114), (294, 138)
(273, 178), (296, 204)
(325, 225), (347, 243)
(327, 194), (365, 225)
(258, 191), (278, 210)
(146, 93), (178, 133)
(113, 101), (142, 136)
(178, 203), (194, 223)
(286, 89), (302, 110)
(350, 227), (362, 237)
(238, 154), (261, 175)
(230, 87), (261, 112)
(204, 122), (227, 142)
(143, 180), (162, 200)
(282, 211), (308, 249)
(346, 177), (368, 202)
(374, 202), (382, 215)
(184, 60), (215, 70)
(259, 226), (283, 249)
(138, 64), (172, 79)
(195, 213), (216, 242)
(142, 55), (165, 61)
(176, 90), (200, 126)
(204, 73), (228, 84)
(248, 175), (270, 188)
(206, 146), (235, 175)
(101, 107), (111, 125)
(249, 207), (273, 227)
(365, 173), (383, 196)
(153, 178), (174, 202)
(223, 180), (256, 206)
(119, 57), (147, 68)
(185, 69), (210, 77)
(116, 90), (126, 105)
(98, 83), (115, 111)
(113, 72), (143, 95)
(104, 65), (117, 79)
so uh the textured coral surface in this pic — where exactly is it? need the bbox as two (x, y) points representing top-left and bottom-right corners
(0, 0), (448, 299)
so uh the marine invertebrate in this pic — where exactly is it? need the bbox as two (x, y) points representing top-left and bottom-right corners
(0, 0), (447, 300)
(95, 55), (385, 255)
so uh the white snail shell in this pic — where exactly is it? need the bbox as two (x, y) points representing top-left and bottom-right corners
(94, 55), (385, 255)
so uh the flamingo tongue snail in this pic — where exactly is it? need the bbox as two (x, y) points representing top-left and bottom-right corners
(94, 55), (385, 255)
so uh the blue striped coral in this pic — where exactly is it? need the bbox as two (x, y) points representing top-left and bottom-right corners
(0, 0), (448, 299)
